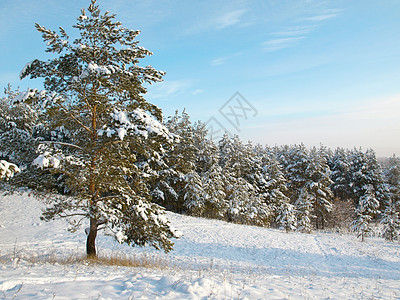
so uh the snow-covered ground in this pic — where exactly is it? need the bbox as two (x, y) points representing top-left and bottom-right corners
(1, 193), (400, 299)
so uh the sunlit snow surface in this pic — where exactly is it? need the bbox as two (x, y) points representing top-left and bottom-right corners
(1, 193), (400, 299)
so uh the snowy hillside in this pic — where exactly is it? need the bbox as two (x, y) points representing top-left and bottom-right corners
(1, 193), (400, 299)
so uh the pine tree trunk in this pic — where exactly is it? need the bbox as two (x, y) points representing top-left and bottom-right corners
(86, 217), (98, 258)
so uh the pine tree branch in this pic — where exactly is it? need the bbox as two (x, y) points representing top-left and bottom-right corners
(95, 195), (121, 203)
(55, 101), (93, 134)
(43, 141), (83, 150)
(59, 212), (87, 218)
(95, 140), (128, 157)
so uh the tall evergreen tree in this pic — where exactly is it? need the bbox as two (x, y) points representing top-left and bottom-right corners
(349, 149), (389, 217)
(201, 162), (227, 219)
(279, 144), (310, 203)
(384, 154), (400, 206)
(0, 85), (40, 168)
(351, 185), (380, 241)
(275, 202), (297, 232)
(163, 110), (197, 212)
(260, 147), (292, 228)
(192, 123), (227, 218)
(381, 202), (400, 241)
(279, 144), (315, 231)
(307, 147), (333, 229)
(328, 148), (352, 200)
(218, 134), (269, 225)
(381, 154), (400, 241)
(19, 0), (179, 257)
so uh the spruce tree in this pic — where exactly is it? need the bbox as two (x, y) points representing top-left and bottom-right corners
(19, 0), (179, 257)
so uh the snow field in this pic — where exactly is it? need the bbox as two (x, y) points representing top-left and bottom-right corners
(1, 193), (400, 299)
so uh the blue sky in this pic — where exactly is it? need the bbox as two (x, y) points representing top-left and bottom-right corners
(1, 0), (400, 156)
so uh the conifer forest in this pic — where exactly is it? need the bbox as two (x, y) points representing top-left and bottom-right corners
(1, 1), (400, 298)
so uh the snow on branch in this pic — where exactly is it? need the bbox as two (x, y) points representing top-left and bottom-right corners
(77, 62), (121, 80)
(12, 88), (63, 109)
(0, 160), (20, 180)
(32, 152), (61, 169)
(20, 60), (36, 79)
(32, 150), (84, 170)
(98, 108), (172, 141)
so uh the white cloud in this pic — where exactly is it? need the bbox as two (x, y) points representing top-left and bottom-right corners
(210, 52), (243, 66)
(216, 9), (247, 29)
(263, 37), (305, 52)
(211, 58), (226, 66)
(272, 25), (316, 36)
(192, 89), (204, 95)
(303, 13), (338, 22)
(146, 80), (192, 100)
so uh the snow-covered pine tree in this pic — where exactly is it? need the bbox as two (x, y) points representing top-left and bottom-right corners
(163, 110), (198, 213)
(381, 201), (400, 241)
(19, 0), (180, 257)
(349, 149), (389, 221)
(306, 147), (333, 229)
(279, 144), (314, 231)
(384, 154), (400, 207)
(192, 121), (215, 174)
(328, 147), (352, 201)
(295, 188), (314, 233)
(218, 135), (269, 226)
(276, 202), (297, 232)
(0, 85), (39, 169)
(381, 154), (400, 241)
(224, 175), (269, 226)
(183, 171), (205, 216)
(279, 144), (310, 203)
(260, 147), (292, 228)
(192, 122), (227, 218)
(201, 162), (227, 219)
(351, 185), (380, 241)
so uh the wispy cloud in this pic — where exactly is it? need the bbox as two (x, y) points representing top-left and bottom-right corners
(263, 37), (305, 52)
(303, 13), (338, 22)
(210, 52), (243, 66)
(192, 89), (204, 95)
(216, 9), (247, 29)
(146, 80), (193, 101)
(211, 58), (226, 66)
(302, 8), (341, 22)
(272, 25), (316, 36)
(263, 7), (341, 52)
